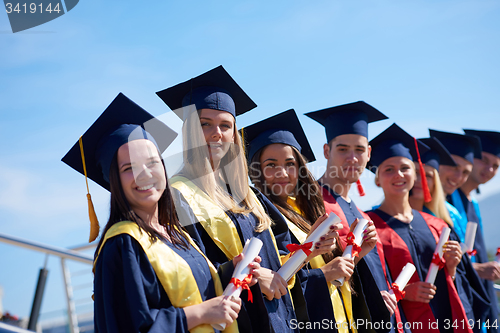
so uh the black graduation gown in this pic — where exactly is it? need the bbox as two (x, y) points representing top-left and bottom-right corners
(94, 234), (218, 333)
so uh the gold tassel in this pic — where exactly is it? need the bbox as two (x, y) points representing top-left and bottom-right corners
(87, 193), (100, 243)
(79, 136), (100, 243)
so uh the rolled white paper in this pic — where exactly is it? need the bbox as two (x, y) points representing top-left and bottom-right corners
(389, 263), (416, 300)
(460, 222), (477, 255)
(277, 213), (342, 282)
(333, 218), (370, 287)
(425, 226), (450, 284)
(212, 237), (263, 331)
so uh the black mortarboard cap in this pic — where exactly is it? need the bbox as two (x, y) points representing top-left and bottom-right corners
(419, 137), (457, 170)
(156, 65), (257, 120)
(305, 101), (388, 142)
(241, 109), (315, 163)
(429, 129), (482, 164)
(463, 129), (500, 158)
(367, 123), (430, 172)
(62, 93), (177, 191)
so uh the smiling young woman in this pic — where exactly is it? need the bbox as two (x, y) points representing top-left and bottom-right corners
(62, 93), (262, 333)
(243, 109), (383, 333)
(366, 124), (471, 333)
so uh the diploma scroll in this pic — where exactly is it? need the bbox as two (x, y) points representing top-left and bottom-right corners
(212, 237), (263, 331)
(333, 218), (370, 287)
(277, 213), (342, 282)
(496, 247), (500, 264)
(425, 226), (450, 285)
(460, 222), (477, 256)
(389, 263), (416, 302)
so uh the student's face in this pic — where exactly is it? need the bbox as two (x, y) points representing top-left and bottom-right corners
(260, 144), (299, 200)
(412, 164), (435, 200)
(323, 134), (371, 184)
(469, 151), (500, 185)
(117, 140), (166, 213)
(199, 109), (235, 164)
(377, 156), (416, 197)
(438, 155), (473, 195)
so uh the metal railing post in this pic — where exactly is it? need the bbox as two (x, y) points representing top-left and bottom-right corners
(61, 258), (80, 333)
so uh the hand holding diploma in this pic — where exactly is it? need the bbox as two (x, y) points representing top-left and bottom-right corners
(213, 238), (262, 331)
(389, 263), (416, 302)
(460, 221), (478, 257)
(333, 218), (371, 286)
(306, 214), (343, 259)
(425, 226), (450, 285)
(277, 213), (342, 282)
(442, 240), (462, 277)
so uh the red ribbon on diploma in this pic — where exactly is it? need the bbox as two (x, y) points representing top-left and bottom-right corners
(431, 253), (445, 269)
(467, 249), (477, 257)
(391, 282), (406, 301)
(496, 247), (500, 256)
(286, 242), (313, 256)
(230, 274), (253, 303)
(346, 232), (362, 257)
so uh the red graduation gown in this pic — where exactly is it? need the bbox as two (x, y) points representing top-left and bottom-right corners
(367, 210), (472, 333)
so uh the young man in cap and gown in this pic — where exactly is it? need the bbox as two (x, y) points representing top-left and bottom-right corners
(305, 102), (409, 333)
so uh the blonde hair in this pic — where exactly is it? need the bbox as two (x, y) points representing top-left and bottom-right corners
(424, 168), (453, 226)
(179, 109), (272, 232)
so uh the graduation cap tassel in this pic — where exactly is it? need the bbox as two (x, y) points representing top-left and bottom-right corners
(79, 137), (100, 243)
(356, 179), (366, 196)
(414, 137), (432, 203)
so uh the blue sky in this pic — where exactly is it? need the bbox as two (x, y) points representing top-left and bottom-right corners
(1, 0), (500, 322)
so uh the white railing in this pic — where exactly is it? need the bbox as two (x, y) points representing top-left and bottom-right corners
(0, 233), (95, 333)
(0, 234), (93, 265)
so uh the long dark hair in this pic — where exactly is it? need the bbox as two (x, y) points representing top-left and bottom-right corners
(249, 145), (338, 263)
(94, 152), (188, 259)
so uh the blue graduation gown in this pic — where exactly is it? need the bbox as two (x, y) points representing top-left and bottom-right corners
(172, 187), (300, 333)
(449, 189), (499, 333)
(94, 234), (218, 333)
